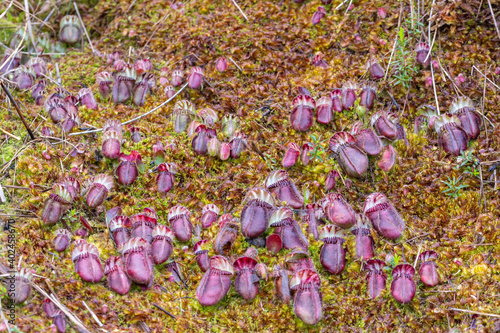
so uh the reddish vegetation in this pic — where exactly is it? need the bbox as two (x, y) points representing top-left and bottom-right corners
(1, 0), (500, 331)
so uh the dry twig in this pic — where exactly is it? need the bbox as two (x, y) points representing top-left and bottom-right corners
(0, 82), (35, 140)
(471, 65), (500, 90)
(32, 283), (90, 331)
(153, 303), (177, 319)
(0, 128), (20, 140)
(487, 0), (500, 40)
(230, 0), (249, 22)
(229, 57), (244, 72)
(449, 308), (500, 318)
(82, 301), (105, 328)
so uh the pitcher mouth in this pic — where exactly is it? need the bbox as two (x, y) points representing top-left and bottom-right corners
(319, 224), (347, 240)
(168, 205), (191, 221)
(290, 269), (321, 290)
(363, 192), (388, 213)
(244, 187), (275, 206)
(328, 132), (355, 154)
(433, 114), (462, 134)
(209, 256), (234, 275)
(120, 237), (150, 255)
(265, 170), (289, 188)
(269, 207), (294, 228)
(292, 95), (316, 110)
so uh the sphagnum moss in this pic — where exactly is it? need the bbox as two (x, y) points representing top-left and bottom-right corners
(1, 0), (500, 331)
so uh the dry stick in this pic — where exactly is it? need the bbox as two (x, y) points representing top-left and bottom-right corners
(384, 4), (403, 81)
(423, 25), (438, 64)
(335, 0), (349, 10)
(0, 22), (28, 77)
(494, 170), (498, 191)
(426, 1), (440, 114)
(35, 7), (55, 36)
(384, 37), (398, 81)
(10, 1), (55, 33)
(40, 72), (61, 88)
(123, 82), (188, 125)
(344, 0), (353, 15)
(0, 128), (20, 140)
(437, 58), (463, 95)
(471, 65), (500, 90)
(228, 57), (243, 72)
(230, 0), (249, 22)
(410, 0), (415, 30)
(0, 214), (35, 218)
(449, 308), (500, 318)
(0, 0), (14, 20)
(153, 303), (177, 319)
(32, 284), (89, 331)
(429, 59), (440, 113)
(476, 0), (484, 19)
(82, 301), (104, 328)
(487, 0), (500, 40)
(0, 184), (6, 203)
(70, 82), (189, 136)
(126, 0), (138, 13)
(465, 66), (496, 128)
(73, 3), (95, 53)
(0, 82), (35, 140)
(428, 0), (436, 43)
(0, 138), (41, 173)
(1, 185), (29, 190)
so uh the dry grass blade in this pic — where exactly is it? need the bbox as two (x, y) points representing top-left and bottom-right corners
(0, 138), (42, 174)
(82, 301), (105, 329)
(436, 58), (463, 95)
(74, 3), (95, 53)
(335, 0), (350, 10)
(449, 308), (500, 318)
(0, 21), (28, 78)
(384, 36), (398, 81)
(32, 283), (90, 331)
(0, 0), (14, 20)
(229, 57), (244, 72)
(487, 0), (500, 40)
(471, 65), (500, 91)
(344, 0), (353, 15)
(413, 243), (422, 268)
(230, 0), (249, 22)
(0, 128), (20, 140)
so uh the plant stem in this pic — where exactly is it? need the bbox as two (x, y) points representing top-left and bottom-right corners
(0, 81), (35, 140)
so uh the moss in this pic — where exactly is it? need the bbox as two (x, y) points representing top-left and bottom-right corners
(1, 0), (500, 331)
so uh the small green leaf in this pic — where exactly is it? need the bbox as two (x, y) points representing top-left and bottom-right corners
(154, 155), (164, 166)
(137, 163), (146, 174)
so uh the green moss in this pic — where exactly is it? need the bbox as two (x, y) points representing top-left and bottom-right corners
(2, 0), (500, 331)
